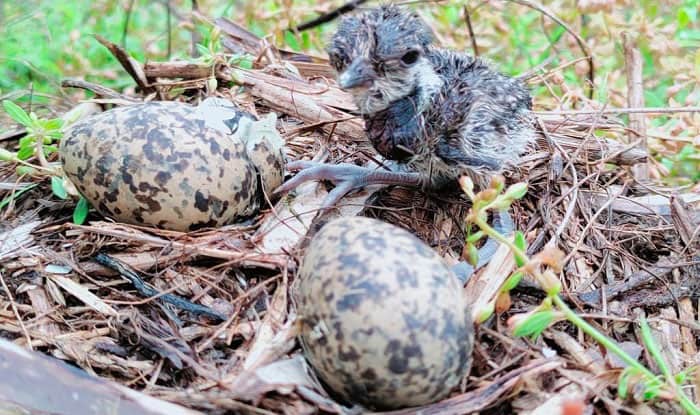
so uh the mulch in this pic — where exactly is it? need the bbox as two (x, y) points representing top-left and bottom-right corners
(1, 13), (699, 415)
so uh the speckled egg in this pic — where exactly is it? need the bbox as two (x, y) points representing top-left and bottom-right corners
(60, 101), (285, 232)
(295, 216), (474, 410)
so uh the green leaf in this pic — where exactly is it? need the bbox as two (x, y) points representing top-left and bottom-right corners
(238, 58), (253, 70)
(41, 118), (64, 131)
(677, 7), (697, 29)
(16, 165), (37, 176)
(640, 318), (671, 377)
(466, 243), (479, 267)
(284, 31), (301, 51)
(660, 157), (674, 171)
(44, 145), (59, 155)
(18, 135), (37, 159)
(301, 31), (311, 50)
(502, 271), (524, 292)
(679, 144), (696, 159)
(512, 310), (555, 339)
(73, 196), (90, 225)
(17, 145), (35, 160)
(642, 382), (663, 400)
(476, 302), (495, 324)
(0, 148), (18, 161)
(674, 370), (688, 385)
(514, 230), (527, 251)
(46, 130), (64, 140)
(504, 182), (528, 200)
(466, 230), (484, 244)
(19, 135), (35, 148)
(617, 367), (631, 399)
(3, 100), (33, 127)
(51, 176), (68, 199)
(514, 231), (527, 267)
(549, 25), (566, 44)
(445, 5), (460, 24)
(195, 43), (211, 57)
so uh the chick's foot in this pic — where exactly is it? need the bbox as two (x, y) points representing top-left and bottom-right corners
(274, 160), (422, 209)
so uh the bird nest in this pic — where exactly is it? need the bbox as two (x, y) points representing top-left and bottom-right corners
(1, 15), (699, 415)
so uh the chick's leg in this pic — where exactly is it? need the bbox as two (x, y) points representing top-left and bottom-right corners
(274, 160), (422, 209)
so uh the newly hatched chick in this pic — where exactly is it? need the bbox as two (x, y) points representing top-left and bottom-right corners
(276, 4), (535, 206)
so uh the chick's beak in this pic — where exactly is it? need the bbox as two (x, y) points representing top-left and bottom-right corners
(338, 58), (375, 90)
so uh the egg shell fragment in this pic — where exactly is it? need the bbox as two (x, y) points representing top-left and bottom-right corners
(237, 114), (286, 193)
(296, 216), (474, 410)
(60, 102), (258, 232)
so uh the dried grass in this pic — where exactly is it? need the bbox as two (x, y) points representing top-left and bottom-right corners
(0, 8), (699, 415)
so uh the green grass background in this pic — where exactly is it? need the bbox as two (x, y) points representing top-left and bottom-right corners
(1, 0), (699, 181)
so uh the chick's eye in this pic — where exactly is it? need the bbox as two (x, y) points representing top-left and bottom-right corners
(328, 53), (345, 71)
(400, 50), (420, 66)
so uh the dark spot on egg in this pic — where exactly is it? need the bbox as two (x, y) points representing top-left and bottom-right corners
(194, 190), (210, 212)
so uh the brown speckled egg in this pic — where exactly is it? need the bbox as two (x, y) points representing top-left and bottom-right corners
(296, 216), (474, 410)
(60, 101), (285, 232)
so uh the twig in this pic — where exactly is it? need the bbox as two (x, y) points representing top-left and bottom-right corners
(61, 78), (140, 102)
(381, 359), (561, 414)
(71, 223), (287, 269)
(502, 0), (595, 99)
(535, 106), (700, 115)
(463, 5), (479, 56)
(165, 0), (172, 59)
(517, 56), (556, 81)
(293, 0), (369, 32)
(536, 117), (579, 245)
(122, 0), (136, 49)
(577, 261), (675, 305)
(94, 35), (155, 94)
(191, 0), (202, 58)
(621, 32), (646, 140)
(0, 270), (33, 350)
(563, 183), (627, 266)
(124, 313), (221, 381)
(622, 31), (648, 180)
(94, 253), (227, 321)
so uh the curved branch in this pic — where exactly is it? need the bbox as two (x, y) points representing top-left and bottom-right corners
(293, 0), (369, 32)
(503, 0), (595, 99)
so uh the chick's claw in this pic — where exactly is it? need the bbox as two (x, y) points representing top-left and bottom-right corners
(274, 161), (422, 209)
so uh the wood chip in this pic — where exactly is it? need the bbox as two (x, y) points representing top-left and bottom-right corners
(48, 275), (118, 317)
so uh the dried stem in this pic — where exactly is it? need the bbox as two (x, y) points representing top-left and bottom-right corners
(463, 5), (480, 56)
(502, 0), (595, 98)
(622, 31), (648, 180)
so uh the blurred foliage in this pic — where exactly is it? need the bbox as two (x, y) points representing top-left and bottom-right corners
(1, 0), (698, 183)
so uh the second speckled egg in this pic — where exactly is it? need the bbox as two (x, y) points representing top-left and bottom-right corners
(296, 216), (474, 410)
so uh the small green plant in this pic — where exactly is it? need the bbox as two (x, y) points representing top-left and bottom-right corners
(2, 100), (90, 224)
(195, 27), (254, 69)
(191, 27), (254, 93)
(661, 144), (700, 182)
(461, 175), (700, 415)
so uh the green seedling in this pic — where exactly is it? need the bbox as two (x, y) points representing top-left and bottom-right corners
(461, 175), (700, 414)
(2, 100), (90, 224)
